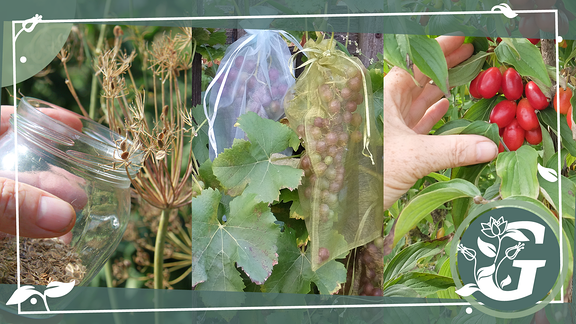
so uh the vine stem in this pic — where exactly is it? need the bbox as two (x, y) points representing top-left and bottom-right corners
(154, 208), (171, 289)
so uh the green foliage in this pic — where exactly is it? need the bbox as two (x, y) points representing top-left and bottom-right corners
(495, 146), (539, 200)
(261, 228), (347, 294)
(192, 188), (281, 290)
(212, 112), (303, 203)
(392, 179), (481, 246)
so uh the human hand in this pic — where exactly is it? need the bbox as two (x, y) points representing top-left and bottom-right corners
(383, 35), (499, 210)
(0, 104), (87, 238)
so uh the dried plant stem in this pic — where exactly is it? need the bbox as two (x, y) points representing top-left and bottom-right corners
(90, 24), (108, 120)
(154, 208), (171, 289)
(62, 60), (89, 118)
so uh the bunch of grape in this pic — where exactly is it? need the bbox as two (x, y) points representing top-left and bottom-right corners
(469, 66), (558, 151)
(215, 55), (290, 119)
(358, 240), (384, 296)
(287, 64), (367, 264)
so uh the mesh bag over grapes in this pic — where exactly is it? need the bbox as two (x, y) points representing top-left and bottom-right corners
(204, 29), (299, 160)
(285, 36), (383, 271)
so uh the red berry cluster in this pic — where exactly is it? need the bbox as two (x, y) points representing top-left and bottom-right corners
(470, 67), (549, 151)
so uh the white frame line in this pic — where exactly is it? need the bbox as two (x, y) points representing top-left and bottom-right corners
(10, 6), (564, 315)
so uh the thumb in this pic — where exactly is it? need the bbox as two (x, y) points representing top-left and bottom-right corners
(418, 134), (498, 175)
(0, 178), (76, 238)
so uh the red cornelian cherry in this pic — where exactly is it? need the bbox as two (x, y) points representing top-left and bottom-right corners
(501, 68), (523, 101)
(525, 81), (549, 110)
(478, 67), (502, 99)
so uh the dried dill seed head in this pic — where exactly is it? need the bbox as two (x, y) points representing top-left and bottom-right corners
(0, 237), (85, 286)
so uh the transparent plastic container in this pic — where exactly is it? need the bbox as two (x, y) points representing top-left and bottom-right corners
(0, 97), (142, 289)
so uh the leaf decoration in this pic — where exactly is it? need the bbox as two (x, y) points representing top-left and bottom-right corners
(496, 145), (539, 199)
(192, 188), (281, 291)
(212, 112), (304, 203)
(477, 237), (496, 258)
(392, 179), (481, 246)
(261, 229), (346, 295)
(537, 163), (558, 183)
(477, 264), (495, 281)
(538, 172), (576, 220)
(6, 286), (41, 305)
(502, 229), (529, 242)
(44, 280), (75, 298)
(454, 283), (479, 297)
(500, 275), (512, 289)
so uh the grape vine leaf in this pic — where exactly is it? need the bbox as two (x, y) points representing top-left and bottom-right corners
(212, 112), (304, 203)
(192, 188), (281, 291)
(260, 228), (347, 295)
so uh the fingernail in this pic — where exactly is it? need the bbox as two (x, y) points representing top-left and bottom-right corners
(476, 142), (498, 162)
(36, 196), (75, 233)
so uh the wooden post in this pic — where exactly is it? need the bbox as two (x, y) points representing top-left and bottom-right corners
(191, 52), (202, 107)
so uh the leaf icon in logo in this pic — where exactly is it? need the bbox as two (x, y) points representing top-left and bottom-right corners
(477, 237), (497, 258)
(490, 4), (518, 19)
(44, 280), (75, 298)
(455, 283), (480, 297)
(6, 286), (42, 305)
(5, 280), (75, 312)
(502, 229), (529, 242)
(477, 264), (496, 281)
(500, 275), (512, 288)
(537, 163), (558, 183)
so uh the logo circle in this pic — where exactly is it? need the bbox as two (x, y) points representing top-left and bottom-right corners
(450, 200), (567, 318)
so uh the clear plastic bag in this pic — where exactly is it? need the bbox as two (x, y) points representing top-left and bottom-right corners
(204, 29), (300, 160)
(284, 36), (383, 271)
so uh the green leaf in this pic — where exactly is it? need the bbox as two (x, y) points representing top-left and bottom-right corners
(434, 119), (471, 135)
(261, 229), (346, 295)
(541, 124), (556, 166)
(382, 34), (413, 76)
(409, 34), (450, 96)
(369, 68), (384, 93)
(192, 104), (209, 164)
(382, 272), (455, 298)
(459, 121), (500, 144)
(540, 108), (576, 157)
(425, 172), (450, 182)
(495, 38), (552, 96)
(538, 173), (576, 220)
(192, 188), (281, 290)
(451, 164), (487, 230)
(382, 240), (447, 283)
(448, 51), (489, 88)
(462, 96), (504, 122)
(436, 258), (461, 299)
(496, 146), (539, 199)
(373, 91), (384, 135)
(392, 179), (481, 246)
(212, 112), (304, 203)
(198, 159), (221, 190)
